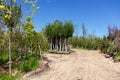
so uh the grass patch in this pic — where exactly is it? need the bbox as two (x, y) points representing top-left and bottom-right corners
(14, 54), (41, 73)
(0, 53), (42, 80)
(0, 73), (22, 80)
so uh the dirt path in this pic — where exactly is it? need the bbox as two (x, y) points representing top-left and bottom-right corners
(21, 49), (120, 80)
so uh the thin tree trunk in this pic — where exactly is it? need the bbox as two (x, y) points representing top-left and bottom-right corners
(38, 43), (43, 60)
(57, 38), (58, 50)
(59, 37), (61, 51)
(55, 37), (58, 50)
(57, 39), (60, 51)
(62, 39), (64, 51)
(25, 36), (27, 56)
(69, 38), (72, 51)
(50, 39), (52, 50)
(65, 38), (67, 51)
(9, 28), (12, 75)
(9, 0), (13, 75)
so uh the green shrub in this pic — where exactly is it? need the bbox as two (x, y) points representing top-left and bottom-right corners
(0, 52), (19, 65)
(20, 59), (39, 72)
(12, 52), (19, 61)
(0, 52), (9, 65)
(18, 54), (40, 72)
(72, 36), (105, 50)
(0, 73), (18, 80)
(100, 37), (110, 53)
(106, 43), (115, 56)
(114, 52), (120, 60)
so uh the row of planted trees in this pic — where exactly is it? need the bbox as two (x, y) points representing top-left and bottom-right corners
(72, 35), (102, 50)
(0, 16), (48, 56)
(44, 20), (74, 51)
(71, 24), (120, 62)
(72, 24), (102, 50)
(0, 0), (48, 78)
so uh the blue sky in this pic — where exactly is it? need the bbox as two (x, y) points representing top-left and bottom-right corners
(24, 0), (120, 37)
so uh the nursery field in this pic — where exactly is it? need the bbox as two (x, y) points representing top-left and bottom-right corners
(22, 49), (120, 80)
(1, 0), (120, 80)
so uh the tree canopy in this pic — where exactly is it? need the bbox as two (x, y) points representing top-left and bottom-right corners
(44, 20), (74, 51)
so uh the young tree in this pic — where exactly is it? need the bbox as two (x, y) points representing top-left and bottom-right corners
(0, 0), (22, 75)
(22, 16), (35, 54)
(0, 0), (39, 75)
(45, 20), (74, 51)
(63, 21), (74, 51)
(82, 24), (87, 38)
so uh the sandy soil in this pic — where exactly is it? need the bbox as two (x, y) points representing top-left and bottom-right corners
(21, 49), (120, 80)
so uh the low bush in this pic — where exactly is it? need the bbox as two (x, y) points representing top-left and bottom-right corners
(0, 52), (19, 65)
(72, 36), (106, 50)
(106, 43), (115, 56)
(0, 52), (9, 65)
(17, 54), (41, 72)
(114, 52), (120, 60)
(20, 59), (39, 72)
(12, 52), (19, 61)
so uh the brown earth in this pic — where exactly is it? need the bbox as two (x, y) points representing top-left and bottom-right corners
(21, 49), (120, 80)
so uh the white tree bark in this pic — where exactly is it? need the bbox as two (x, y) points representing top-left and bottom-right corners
(38, 43), (43, 60)
(55, 38), (58, 50)
(50, 39), (52, 50)
(65, 38), (67, 51)
(59, 37), (61, 51)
